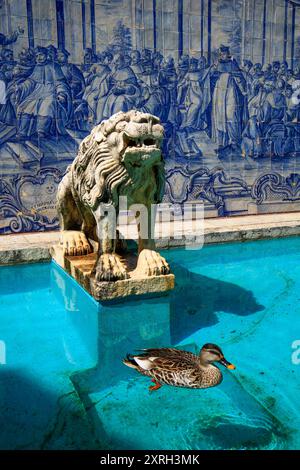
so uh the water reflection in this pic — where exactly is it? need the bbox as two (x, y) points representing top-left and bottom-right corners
(50, 262), (99, 366)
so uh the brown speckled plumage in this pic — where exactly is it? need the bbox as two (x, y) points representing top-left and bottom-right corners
(123, 346), (228, 389)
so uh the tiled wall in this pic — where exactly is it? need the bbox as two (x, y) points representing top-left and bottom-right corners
(1, 0), (300, 234)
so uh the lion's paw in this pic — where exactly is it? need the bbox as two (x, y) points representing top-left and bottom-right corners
(135, 249), (170, 277)
(95, 254), (129, 282)
(61, 230), (92, 256)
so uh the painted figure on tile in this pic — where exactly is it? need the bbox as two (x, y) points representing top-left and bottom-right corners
(0, 78), (5, 104)
(268, 61), (280, 83)
(15, 46), (72, 139)
(0, 48), (23, 133)
(210, 45), (248, 154)
(284, 85), (300, 154)
(177, 55), (189, 81)
(242, 78), (267, 158)
(83, 51), (112, 123)
(56, 48), (85, 102)
(55, 47), (89, 129)
(142, 51), (170, 122)
(102, 53), (140, 119)
(260, 80), (286, 126)
(242, 60), (253, 96)
(176, 55), (190, 126)
(0, 48), (15, 83)
(293, 65), (300, 81)
(160, 56), (177, 124)
(259, 79), (287, 156)
(16, 48), (36, 79)
(286, 68), (295, 87)
(264, 63), (273, 80)
(0, 66), (17, 126)
(180, 57), (211, 132)
(0, 26), (23, 46)
(0, 79), (16, 144)
(139, 49), (153, 92)
(251, 63), (264, 98)
(130, 50), (144, 80)
(278, 61), (288, 82)
(140, 48), (152, 73)
(47, 45), (58, 63)
(81, 48), (97, 76)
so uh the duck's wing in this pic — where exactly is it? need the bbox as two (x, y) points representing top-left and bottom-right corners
(133, 348), (199, 372)
(136, 347), (196, 360)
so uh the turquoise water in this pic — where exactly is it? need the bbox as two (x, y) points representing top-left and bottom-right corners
(0, 237), (300, 449)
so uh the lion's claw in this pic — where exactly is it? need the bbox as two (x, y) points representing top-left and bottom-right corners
(94, 254), (129, 282)
(135, 249), (170, 277)
(61, 231), (92, 256)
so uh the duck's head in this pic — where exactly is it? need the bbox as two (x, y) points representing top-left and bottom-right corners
(200, 343), (236, 370)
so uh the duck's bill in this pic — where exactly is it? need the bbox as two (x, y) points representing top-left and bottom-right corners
(220, 357), (236, 370)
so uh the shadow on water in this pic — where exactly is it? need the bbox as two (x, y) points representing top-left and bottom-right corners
(183, 416), (289, 450)
(0, 368), (101, 450)
(170, 264), (265, 343)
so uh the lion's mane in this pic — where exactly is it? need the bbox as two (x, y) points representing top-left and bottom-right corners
(69, 111), (165, 210)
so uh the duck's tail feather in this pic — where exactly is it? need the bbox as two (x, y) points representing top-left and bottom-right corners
(122, 354), (139, 370)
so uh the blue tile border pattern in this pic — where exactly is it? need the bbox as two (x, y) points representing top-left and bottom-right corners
(1, 0), (300, 233)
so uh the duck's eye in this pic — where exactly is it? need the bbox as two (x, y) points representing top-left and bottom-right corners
(208, 350), (220, 356)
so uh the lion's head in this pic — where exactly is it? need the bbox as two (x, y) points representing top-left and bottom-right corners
(72, 110), (165, 209)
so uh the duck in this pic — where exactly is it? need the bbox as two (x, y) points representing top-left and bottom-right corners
(123, 343), (235, 391)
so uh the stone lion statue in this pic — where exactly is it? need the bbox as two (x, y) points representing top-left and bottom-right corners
(57, 110), (170, 281)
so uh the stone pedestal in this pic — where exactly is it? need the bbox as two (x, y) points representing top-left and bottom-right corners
(50, 244), (175, 302)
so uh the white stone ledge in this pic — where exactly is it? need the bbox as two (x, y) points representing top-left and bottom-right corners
(1, 212), (300, 265)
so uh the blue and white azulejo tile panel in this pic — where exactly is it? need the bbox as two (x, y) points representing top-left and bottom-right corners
(1, 0), (300, 233)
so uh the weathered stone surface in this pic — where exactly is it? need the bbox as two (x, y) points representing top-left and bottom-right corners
(0, 247), (51, 266)
(3, 213), (300, 266)
(51, 245), (174, 302)
(55, 110), (173, 299)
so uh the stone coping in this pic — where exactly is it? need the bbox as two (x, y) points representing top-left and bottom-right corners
(1, 212), (300, 265)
